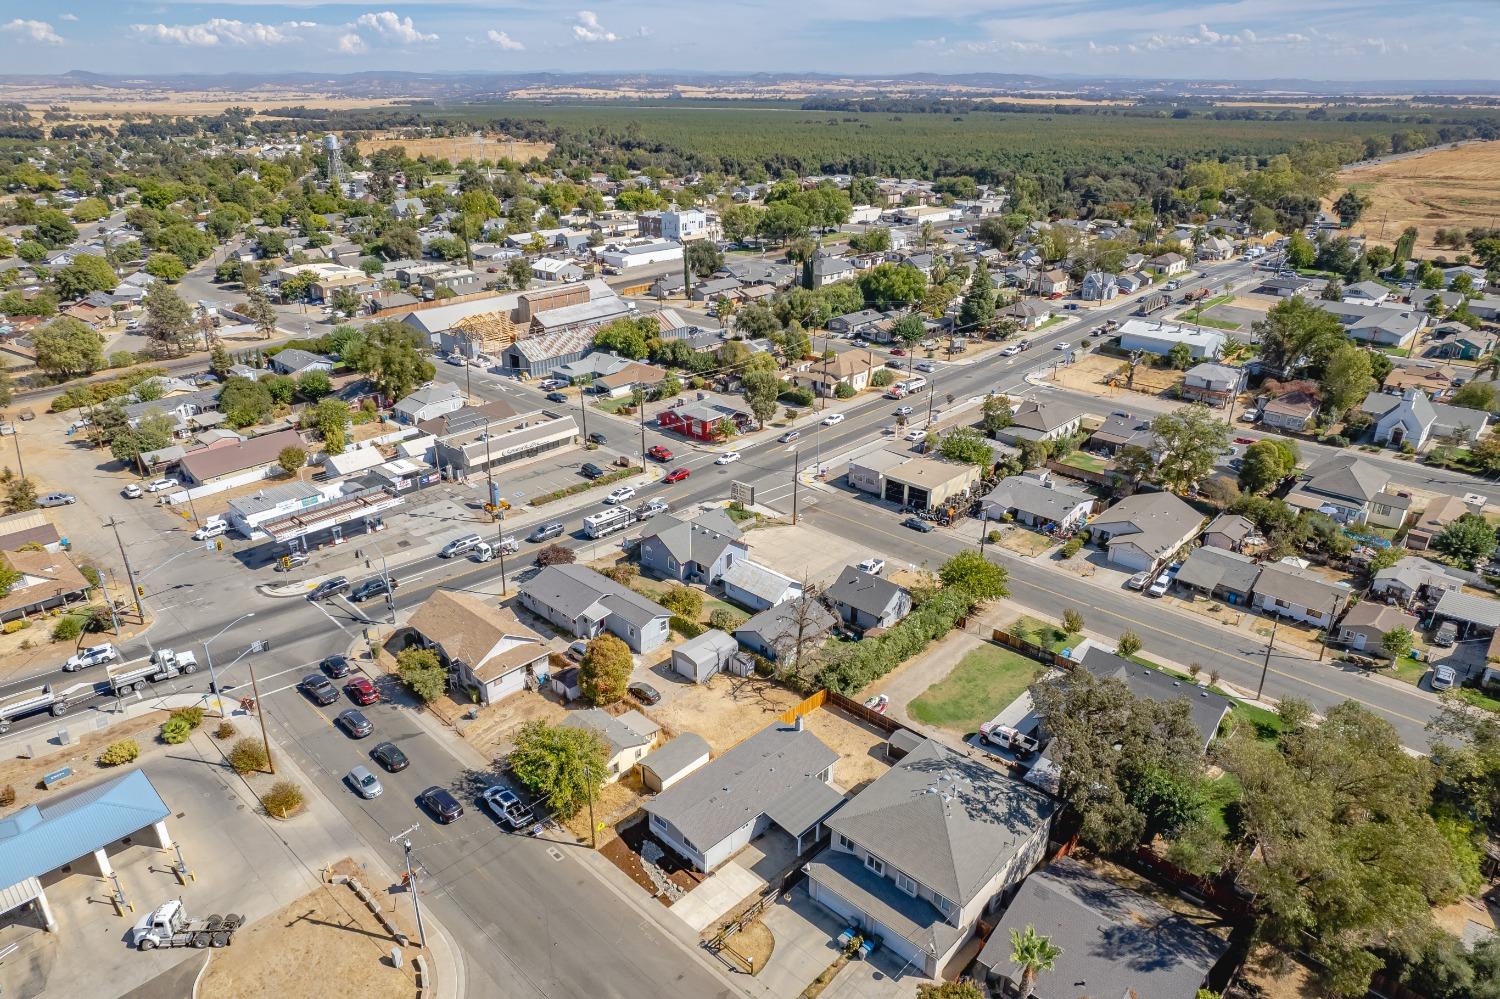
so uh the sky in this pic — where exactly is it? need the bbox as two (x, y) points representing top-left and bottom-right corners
(0, 1), (1494, 81)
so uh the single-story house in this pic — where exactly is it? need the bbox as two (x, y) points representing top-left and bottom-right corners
(786, 349), (881, 397)
(1370, 555), (1464, 605)
(178, 429), (306, 487)
(637, 510), (747, 584)
(518, 564), (672, 653)
(1343, 280), (1392, 307)
(1259, 391), (1320, 433)
(826, 566), (912, 632)
(1202, 513), (1256, 552)
(1173, 546), (1260, 605)
(807, 738), (1057, 979)
(1077, 647), (1232, 750)
(1088, 492), (1205, 572)
(392, 382), (466, 425)
(993, 400), (1084, 445)
(975, 857), (1229, 999)
(829, 309), (885, 335)
(1033, 269), (1070, 296)
(0, 510), (62, 552)
(734, 596), (838, 664)
(671, 629), (741, 684)
(0, 550), (93, 623)
(1149, 252), (1188, 275)
(268, 348), (334, 376)
(405, 590), (551, 705)
(594, 361), (668, 399)
(1000, 300), (1054, 330)
(562, 708), (661, 782)
(720, 560), (802, 612)
(1338, 603), (1419, 654)
(645, 720), (842, 872)
(1087, 412), (1156, 455)
(979, 472), (1094, 531)
(1406, 494), (1485, 551)
(1251, 561), (1348, 627)
(638, 733), (711, 793)
(1284, 454), (1389, 525)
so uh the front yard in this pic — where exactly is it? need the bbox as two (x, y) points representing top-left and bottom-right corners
(907, 642), (1043, 734)
(1008, 615), (1082, 653)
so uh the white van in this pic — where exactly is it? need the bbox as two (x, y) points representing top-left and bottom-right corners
(440, 533), (483, 559)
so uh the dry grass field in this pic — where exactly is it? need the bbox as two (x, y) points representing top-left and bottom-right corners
(1333, 141), (1500, 249)
(354, 133), (553, 163)
(0, 87), (404, 130)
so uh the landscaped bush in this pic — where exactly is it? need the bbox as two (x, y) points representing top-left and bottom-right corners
(529, 466), (637, 506)
(870, 369), (895, 387)
(98, 739), (140, 767)
(780, 386), (815, 407)
(1060, 536), (1084, 558)
(2, 619), (30, 634)
(213, 721), (236, 740)
(600, 564), (638, 584)
(661, 585), (703, 618)
(159, 718), (193, 744)
(816, 588), (979, 694)
(262, 781), (305, 819)
(50, 616), (84, 642)
(709, 608), (745, 632)
(169, 706), (205, 729)
(670, 615), (705, 639)
(834, 381), (856, 399)
(227, 737), (269, 774)
(396, 647), (447, 703)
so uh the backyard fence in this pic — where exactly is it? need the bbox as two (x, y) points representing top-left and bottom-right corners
(775, 688), (828, 725)
(990, 629), (1074, 670)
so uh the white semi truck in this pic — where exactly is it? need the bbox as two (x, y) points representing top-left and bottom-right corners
(106, 649), (198, 696)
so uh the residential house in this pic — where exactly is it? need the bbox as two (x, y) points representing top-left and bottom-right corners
(975, 857), (1229, 999)
(979, 472), (1094, 532)
(1149, 252), (1188, 275)
(1197, 235), (1235, 262)
(1116, 319), (1224, 360)
(1077, 647), (1232, 750)
(638, 510), (747, 585)
(828, 309), (885, 335)
(1339, 603), (1419, 654)
(1115, 271), (1150, 295)
(1252, 561), (1349, 627)
(594, 362), (667, 399)
(268, 349), (334, 377)
(1079, 271), (1118, 302)
(720, 560), (802, 612)
(638, 733), (712, 793)
(993, 400), (1084, 445)
(0, 510), (61, 552)
(1259, 391), (1320, 433)
(787, 349), (880, 397)
(1285, 454), (1389, 525)
(1384, 363), (1460, 397)
(1362, 388), (1489, 450)
(1371, 555), (1465, 605)
(1033, 269), (1070, 297)
(999, 299), (1054, 330)
(826, 566), (912, 632)
(1181, 362), (1245, 408)
(1174, 546), (1260, 605)
(671, 629), (740, 684)
(562, 709), (661, 782)
(1257, 274), (1315, 297)
(392, 382), (465, 425)
(0, 549), (92, 623)
(690, 277), (743, 303)
(1407, 494), (1485, 551)
(405, 590), (550, 705)
(1087, 412), (1156, 456)
(517, 564), (672, 653)
(1427, 323), (1494, 361)
(530, 257), (586, 283)
(1342, 280), (1392, 306)
(645, 720), (842, 872)
(1203, 513), (1256, 552)
(178, 429), (306, 488)
(1088, 492), (1205, 572)
(1313, 299), (1426, 349)
(807, 738), (1057, 979)
(807, 254), (856, 288)
(734, 596), (837, 663)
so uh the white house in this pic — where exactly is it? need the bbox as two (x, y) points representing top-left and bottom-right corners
(405, 590), (551, 706)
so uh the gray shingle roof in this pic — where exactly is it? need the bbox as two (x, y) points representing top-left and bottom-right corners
(640, 510), (742, 568)
(1435, 589), (1500, 629)
(825, 738), (1056, 906)
(806, 850), (966, 959)
(520, 564), (670, 631)
(1300, 454), (1388, 505)
(1175, 546), (1260, 595)
(734, 598), (837, 653)
(825, 566), (907, 620)
(638, 732), (710, 784)
(982, 475), (1093, 524)
(1091, 492), (1203, 560)
(561, 708), (660, 756)
(1077, 648), (1232, 750)
(1253, 561), (1348, 612)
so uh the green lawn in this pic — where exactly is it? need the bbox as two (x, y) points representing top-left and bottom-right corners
(1458, 686), (1500, 714)
(1389, 657), (1430, 686)
(1057, 449), (1109, 474)
(1201, 772), (1242, 839)
(1036, 315), (1067, 330)
(908, 644), (1044, 733)
(1225, 699), (1287, 742)
(593, 396), (636, 414)
(1175, 314), (1242, 331)
(1008, 615), (1082, 653)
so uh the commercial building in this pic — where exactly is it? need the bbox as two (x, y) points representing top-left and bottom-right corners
(431, 412), (580, 480)
(847, 449), (981, 510)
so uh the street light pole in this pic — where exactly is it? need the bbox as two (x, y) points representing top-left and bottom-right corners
(391, 827), (428, 951)
(203, 612), (256, 716)
(104, 517), (146, 622)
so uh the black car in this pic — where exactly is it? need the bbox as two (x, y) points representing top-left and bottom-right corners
(627, 681), (661, 706)
(546, 391), (568, 403)
(336, 708), (374, 738)
(528, 522), (565, 543)
(309, 576), (350, 601)
(350, 578), (396, 603)
(902, 516), (935, 533)
(300, 674), (339, 705)
(587, 431), (607, 445)
(321, 655), (351, 679)
(371, 741), (409, 772)
(580, 462), (606, 479)
(419, 786), (464, 824)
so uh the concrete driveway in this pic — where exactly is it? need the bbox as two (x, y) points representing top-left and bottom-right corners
(757, 885), (849, 998)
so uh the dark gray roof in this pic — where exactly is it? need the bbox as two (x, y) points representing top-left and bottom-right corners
(641, 510), (743, 567)
(520, 564), (670, 631)
(977, 857), (1227, 997)
(826, 738), (1056, 906)
(1204, 513), (1254, 543)
(1252, 561), (1348, 613)
(1175, 546), (1261, 596)
(638, 732), (711, 783)
(735, 598), (837, 652)
(982, 475), (1093, 524)
(273, 348), (332, 371)
(1078, 648), (1232, 750)
(1300, 453), (1388, 504)
(644, 722), (840, 848)
(1089, 412), (1156, 451)
(806, 849), (966, 959)
(561, 708), (660, 756)
(825, 566), (907, 619)
(1090, 492), (1203, 560)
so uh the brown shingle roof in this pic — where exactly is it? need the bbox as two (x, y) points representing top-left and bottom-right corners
(180, 429), (305, 483)
(0, 550), (90, 617)
(406, 590), (549, 682)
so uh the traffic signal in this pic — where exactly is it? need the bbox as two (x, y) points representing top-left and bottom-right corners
(136, 585), (144, 597)
(215, 539), (224, 551)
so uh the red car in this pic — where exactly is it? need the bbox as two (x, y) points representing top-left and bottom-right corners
(890, 347), (906, 356)
(647, 444), (674, 462)
(346, 677), (379, 706)
(663, 467), (691, 484)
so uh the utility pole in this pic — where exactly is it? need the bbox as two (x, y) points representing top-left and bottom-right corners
(247, 654), (274, 774)
(1257, 614), (1279, 700)
(586, 763), (598, 850)
(104, 518), (145, 622)
(791, 448), (800, 525)
(391, 827), (428, 950)
(11, 430), (24, 482)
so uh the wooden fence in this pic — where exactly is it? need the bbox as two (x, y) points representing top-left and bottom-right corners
(990, 629), (1074, 670)
(369, 289), (504, 319)
(775, 688), (827, 725)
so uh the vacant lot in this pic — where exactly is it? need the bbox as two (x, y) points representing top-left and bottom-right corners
(908, 643), (1043, 734)
(643, 674), (800, 756)
(1048, 354), (1126, 397)
(1334, 140), (1500, 250)
(355, 133), (553, 164)
(1007, 615), (1081, 653)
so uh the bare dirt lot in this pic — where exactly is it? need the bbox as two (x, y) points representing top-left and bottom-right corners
(1333, 141), (1500, 250)
(799, 706), (891, 792)
(1048, 354), (1127, 397)
(354, 134), (554, 164)
(198, 874), (418, 999)
(642, 675), (800, 756)
(0, 709), (169, 811)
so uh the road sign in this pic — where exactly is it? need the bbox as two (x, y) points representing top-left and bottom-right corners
(729, 481), (755, 506)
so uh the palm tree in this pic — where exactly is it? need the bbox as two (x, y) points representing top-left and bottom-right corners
(1009, 924), (1062, 997)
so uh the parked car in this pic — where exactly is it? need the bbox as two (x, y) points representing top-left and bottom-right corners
(915, 361), (937, 373)
(320, 654), (351, 679)
(419, 786), (464, 823)
(121, 484), (143, 499)
(146, 478), (178, 493)
(856, 558), (886, 575)
(63, 643), (119, 672)
(346, 766), (382, 799)
(1126, 571), (1152, 590)
(346, 677), (380, 706)
(1431, 664), (1458, 690)
(587, 432), (607, 445)
(480, 786), (533, 829)
(580, 462), (607, 479)
(350, 577), (396, 602)
(546, 391), (568, 404)
(822, 413), (845, 426)
(890, 347), (906, 356)
(371, 741), (409, 772)
(538, 378), (565, 391)
(1147, 573), (1172, 597)
(38, 492), (76, 507)
(903, 428), (926, 442)
(528, 522), (565, 543)
(566, 640), (589, 662)
(902, 517), (934, 533)
(1434, 621), (1458, 647)
(336, 708), (373, 739)
(300, 674), (340, 706)
(628, 681), (661, 706)
(308, 576), (351, 601)
(604, 486), (637, 505)
(778, 430), (801, 444)
(715, 451), (741, 465)
(192, 521), (227, 540)
(444, 354), (466, 367)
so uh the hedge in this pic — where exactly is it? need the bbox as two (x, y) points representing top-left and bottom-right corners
(670, 615), (705, 639)
(529, 466), (637, 506)
(816, 587), (979, 694)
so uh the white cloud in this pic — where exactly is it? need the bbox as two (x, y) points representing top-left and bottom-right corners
(337, 31), (367, 54)
(1123, 22), (1318, 54)
(130, 18), (307, 47)
(486, 29), (524, 51)
(572, 10), (619, 43)
(3, 19), (64, 45)
(354, 11), (437, 43)
(59, 14), (78, 22)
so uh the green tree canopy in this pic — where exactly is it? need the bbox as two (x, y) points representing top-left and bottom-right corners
(579, 634), (633, 707)
(937, 550), (1009, 601)
(219, 377), (275, 428)
(346, 320), (434, 401)
(1147, 404), (1230, 493)
(1434, 513), (1498, 568)
(54, 253), (117, 300)
(509, 720), (610, 820)
(33, 316), (105, 378)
